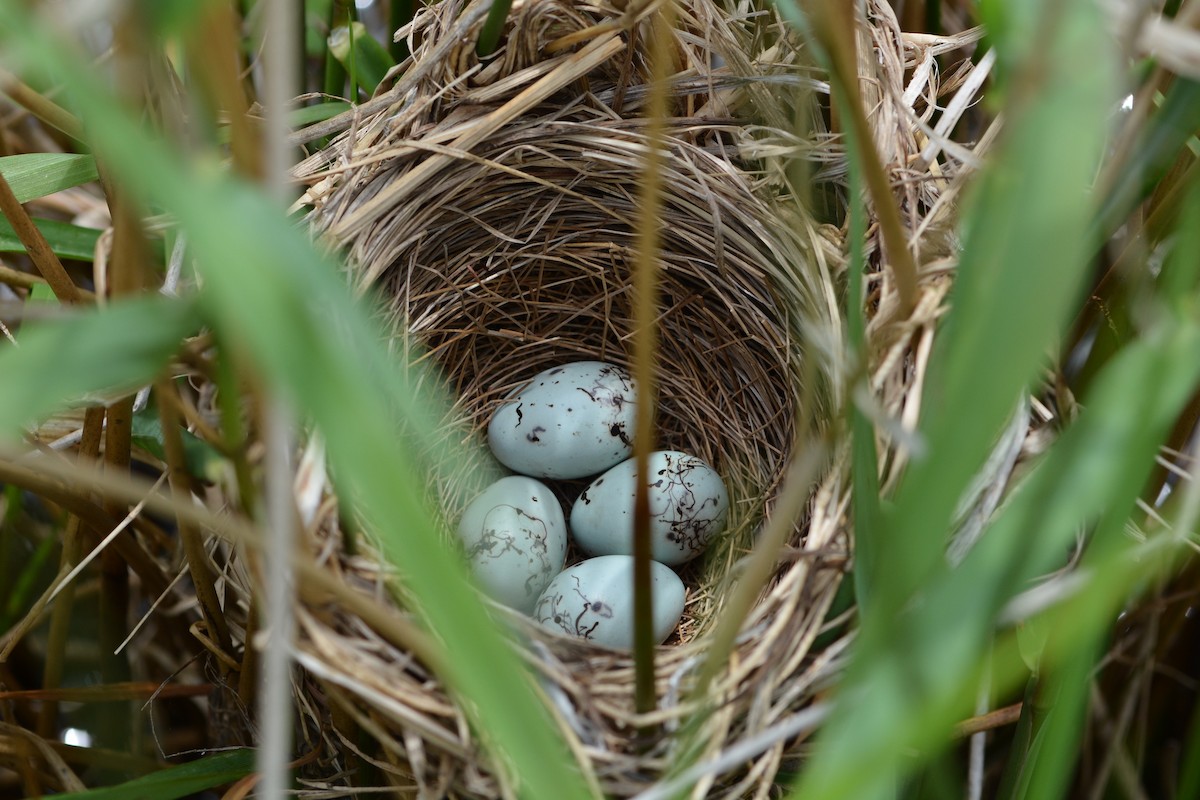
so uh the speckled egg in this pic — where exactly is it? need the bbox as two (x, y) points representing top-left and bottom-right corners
(487, 361), (635, 480)
(456, 476), (568, 614)
(570, 451), (729, 566)
(533, 555), (685, 649)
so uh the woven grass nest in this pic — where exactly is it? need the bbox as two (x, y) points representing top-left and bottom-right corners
(290, 0), (986, 796)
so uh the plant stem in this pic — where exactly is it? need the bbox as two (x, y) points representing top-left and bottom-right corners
(323, 0), (355, 99)
(36, 406), (105, 739)
(0, 173), (84, 304)
(189, 3), (262, 179)
(98, 399), (134, 754)
(629, 0), (677, 718)
(0, 67), (84, 142)
(157, 378), (234, 659)
(475, 0), (512, 57)
(808, 0), (918, 319)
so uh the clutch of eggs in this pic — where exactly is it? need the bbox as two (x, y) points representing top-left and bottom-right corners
(487, 361), (636, 480)
(570, 451), (729, 566)
(462, 360), (733, 647)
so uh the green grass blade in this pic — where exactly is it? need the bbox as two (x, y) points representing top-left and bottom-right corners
(328, 22), (394, 97)
(1177, 686), (1200, 798)
(876, 0), (1117, 619)
(0, 216), (101, 261)
(0, 529), (56, 630)
(990, 508), (1186, 798)
(0, 153), (98, 203)
(791, 313), (1200, 799)
(288, 100), (351, 128)
(476, 0), (513, 57)
(1093, 78), (1200, 241)
(790, 3), (1121, 793)
(1160, 161), (1200, 307)
(1009, 674), (1074, 800)
(994, 676), (1040, 800)
(217, 102), (355, 147)
(188, 181), (592, 800)
(0, 10), (594, 798)
(0, 296), (200, 436)
(27, 280), (57, 304)
(844, 116), (881, 615)
(52, 749), (254, 800)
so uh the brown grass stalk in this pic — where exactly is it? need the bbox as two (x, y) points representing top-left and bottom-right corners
(156, 378), (234, 659)
(36, 406), (105, 739)
(629, 1), (676, 718)
(0, 173), (84, 304)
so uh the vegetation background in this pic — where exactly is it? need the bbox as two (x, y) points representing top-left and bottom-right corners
(0, 0), (1199, 798)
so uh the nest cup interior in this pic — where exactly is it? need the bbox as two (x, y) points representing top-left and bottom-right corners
(377, 123), (807, 638)
(290, 1), (856, 791)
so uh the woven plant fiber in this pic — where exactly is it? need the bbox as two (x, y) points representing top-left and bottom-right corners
(287, 0), (989, 796)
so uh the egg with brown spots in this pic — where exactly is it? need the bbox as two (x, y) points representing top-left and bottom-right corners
(487, 361), (636, 480)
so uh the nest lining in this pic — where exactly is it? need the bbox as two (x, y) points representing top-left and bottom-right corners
(380, 118), (813, 574)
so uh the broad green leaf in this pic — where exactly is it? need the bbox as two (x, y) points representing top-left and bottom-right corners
(54, 749), (254, 800)
(0, 216), (101, 261)
(0, 153), (98, 202)
(0, 296), (199, 438)
(132, 406), (226, 483)
(328, 23), (394, 96)
(27, 280), (57, 304)
(0, 9), (594, 799)
(289, 100), (352, 128)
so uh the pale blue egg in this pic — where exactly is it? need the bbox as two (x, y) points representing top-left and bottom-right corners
(569, 451), (729, 566)
(533, 555), (685, 649)
(457, 476), (567, 613)
(487, 361), (636, 479)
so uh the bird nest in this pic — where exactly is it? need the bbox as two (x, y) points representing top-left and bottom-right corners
(287, 0), (991, 795)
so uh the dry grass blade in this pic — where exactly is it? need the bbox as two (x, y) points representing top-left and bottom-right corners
(156, 378), (233, 656)
(0, 67), (84, 142)
(628, 1), (677, 717)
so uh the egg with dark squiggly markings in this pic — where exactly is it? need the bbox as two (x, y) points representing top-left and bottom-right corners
(457, 476), (567, 614)
(487, 361), (636, 480)
(533, 555), (685, 649)
(569, 451), (729, 566)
